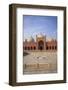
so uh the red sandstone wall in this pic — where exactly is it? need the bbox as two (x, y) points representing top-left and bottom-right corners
(23, 40), (57, 51)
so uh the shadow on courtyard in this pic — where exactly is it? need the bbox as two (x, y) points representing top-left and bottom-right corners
(23, 51), (29, 56)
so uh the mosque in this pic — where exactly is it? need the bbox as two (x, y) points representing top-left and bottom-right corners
(23, 34), (57, 51)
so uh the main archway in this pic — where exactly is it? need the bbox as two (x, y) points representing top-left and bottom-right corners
(38, 40), (44, 50)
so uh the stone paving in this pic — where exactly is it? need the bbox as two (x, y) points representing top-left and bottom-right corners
(23, 51), (57, 75)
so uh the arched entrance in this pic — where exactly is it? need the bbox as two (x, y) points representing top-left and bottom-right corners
(38, 40), (44, 50)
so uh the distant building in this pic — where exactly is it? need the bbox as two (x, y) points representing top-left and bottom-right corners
(23, 34), (57, 51)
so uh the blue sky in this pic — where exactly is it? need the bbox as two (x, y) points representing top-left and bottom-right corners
(23, 15), (57, 41)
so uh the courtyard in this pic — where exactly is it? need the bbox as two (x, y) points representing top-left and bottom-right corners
(23, 51), (57, 75)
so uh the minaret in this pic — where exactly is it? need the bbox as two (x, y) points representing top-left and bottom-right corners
(44, 35), (46, 50)
(36, 35), (38, 50)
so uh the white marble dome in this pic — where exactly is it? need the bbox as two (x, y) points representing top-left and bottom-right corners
(37, 34), (43, 38)
(46, 37), (53, 41)
(27, 36), (34, 42)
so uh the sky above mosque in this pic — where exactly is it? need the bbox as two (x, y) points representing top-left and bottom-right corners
(23, 15), (57, 41)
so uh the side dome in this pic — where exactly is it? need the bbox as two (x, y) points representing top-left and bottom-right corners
(27, 36), (34, 42)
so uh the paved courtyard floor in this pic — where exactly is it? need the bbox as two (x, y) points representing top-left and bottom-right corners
(23, 51), (57, 75)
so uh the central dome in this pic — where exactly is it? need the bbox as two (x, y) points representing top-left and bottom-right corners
(37, 34), (43, 38)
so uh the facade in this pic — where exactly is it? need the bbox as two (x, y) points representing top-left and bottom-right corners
(23, 34), (57, 51)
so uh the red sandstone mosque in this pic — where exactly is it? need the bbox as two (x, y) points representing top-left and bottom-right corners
(23, 34), (57, 51)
